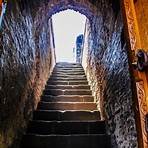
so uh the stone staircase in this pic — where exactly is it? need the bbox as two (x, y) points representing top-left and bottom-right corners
(21, 62), (110, 148)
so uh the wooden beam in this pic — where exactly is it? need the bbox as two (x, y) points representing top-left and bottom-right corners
(0, 0), (2, 14)
(122, 0), (148, 147)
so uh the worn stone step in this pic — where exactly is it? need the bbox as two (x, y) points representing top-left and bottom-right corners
(43, 89), (92, 96)
(53, 69), (85, 73)
(27, 120), (106, 135)
(55, 65), (83, 69)
(37, 102), (97, 110)
(49, 77), (87, 81)
(56, 62), (82, 66)
(33, 110), (100, 121)
(45, 85), (90, 90)
(47, 80), (88, 85)
(51, 73), (86, 77)
(53, 70), (85, 74)
(55, 64), (82, 68)
(54, 68), (84, 71)
(56, 62), (81, 64)
(54, 67), (83, 71)
(50, 74), (86, 78)
(21, 134), (110, 148)
(41, 95), (94, 102)
(52, 72), (85, 75)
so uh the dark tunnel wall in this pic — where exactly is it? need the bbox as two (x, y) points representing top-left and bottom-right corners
(82, 0), (138, 147)
(0, 0), (55, 147)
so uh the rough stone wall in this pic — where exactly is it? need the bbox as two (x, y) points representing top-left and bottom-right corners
(0, 1), (55, 148)
(82, 1), (138, 148)
(32, 0), (97, 22)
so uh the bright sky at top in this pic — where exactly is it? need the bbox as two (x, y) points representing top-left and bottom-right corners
(52, 9), (86, 62)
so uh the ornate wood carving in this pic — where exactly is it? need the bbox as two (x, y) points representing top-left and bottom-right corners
(123, 0), (148, 147)
(136, 81), (148, 148)
(124, 0), (137, 51)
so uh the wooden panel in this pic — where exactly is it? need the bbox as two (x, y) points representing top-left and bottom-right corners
(136, 81), (148, 148)
(0, 0), (2, 13)
(135, 0), (148, 50)
(122, 0), (148, 147)
(134, 0), (148, 109)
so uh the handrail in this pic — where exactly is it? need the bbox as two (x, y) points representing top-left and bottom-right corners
(0, 0), (7, 29)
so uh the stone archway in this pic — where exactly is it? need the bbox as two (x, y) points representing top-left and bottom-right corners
(38, 1), (96, 17)
(33, 0), (97, 32)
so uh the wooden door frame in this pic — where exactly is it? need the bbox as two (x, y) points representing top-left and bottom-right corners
(121, 0), (148, 147)
(0, 0), (2, 14)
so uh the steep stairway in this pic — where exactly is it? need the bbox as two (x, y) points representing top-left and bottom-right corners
(21, 62), (110, 148)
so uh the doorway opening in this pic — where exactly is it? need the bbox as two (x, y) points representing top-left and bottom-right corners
(52, 9), (86, 63)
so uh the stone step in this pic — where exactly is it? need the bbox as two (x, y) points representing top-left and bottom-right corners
(37, 102), (97, 110)
(27, 120), (106, 135)
(53, 67), (84, 72)
(55, 64), (82, 67)
(55, 66), (82, 69)
(45, 85), (90, 90)
(51, 73), (86, 77)
(50, 74), (86, 78)
(56, 62), (82, 67)
(41, 95), (94, 102)
(53, 69), (85, 72)
(52, 72), (85, 75)
(53, 70), (85, 74)
(47, 80), (88, 85)
(43, 89), (92, 96)
(21, 134), (110, 148)
(33, 110), (100, 121)
(54, 67), (84, 71)
(48, 77), (87, 81)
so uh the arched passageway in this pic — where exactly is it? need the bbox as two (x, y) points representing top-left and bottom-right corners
(1, 0), (142, 148)
(52, 9), (86, 62)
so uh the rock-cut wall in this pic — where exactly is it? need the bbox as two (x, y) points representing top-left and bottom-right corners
(0, 1), (56, 148)
(82, 0), (138, 147)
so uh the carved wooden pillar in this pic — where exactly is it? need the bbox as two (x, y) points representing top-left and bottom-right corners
(136, 81), (148, 148)
(122, 0), (148, 147)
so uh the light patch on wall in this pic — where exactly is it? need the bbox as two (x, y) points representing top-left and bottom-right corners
(52, 9), (86, 62)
